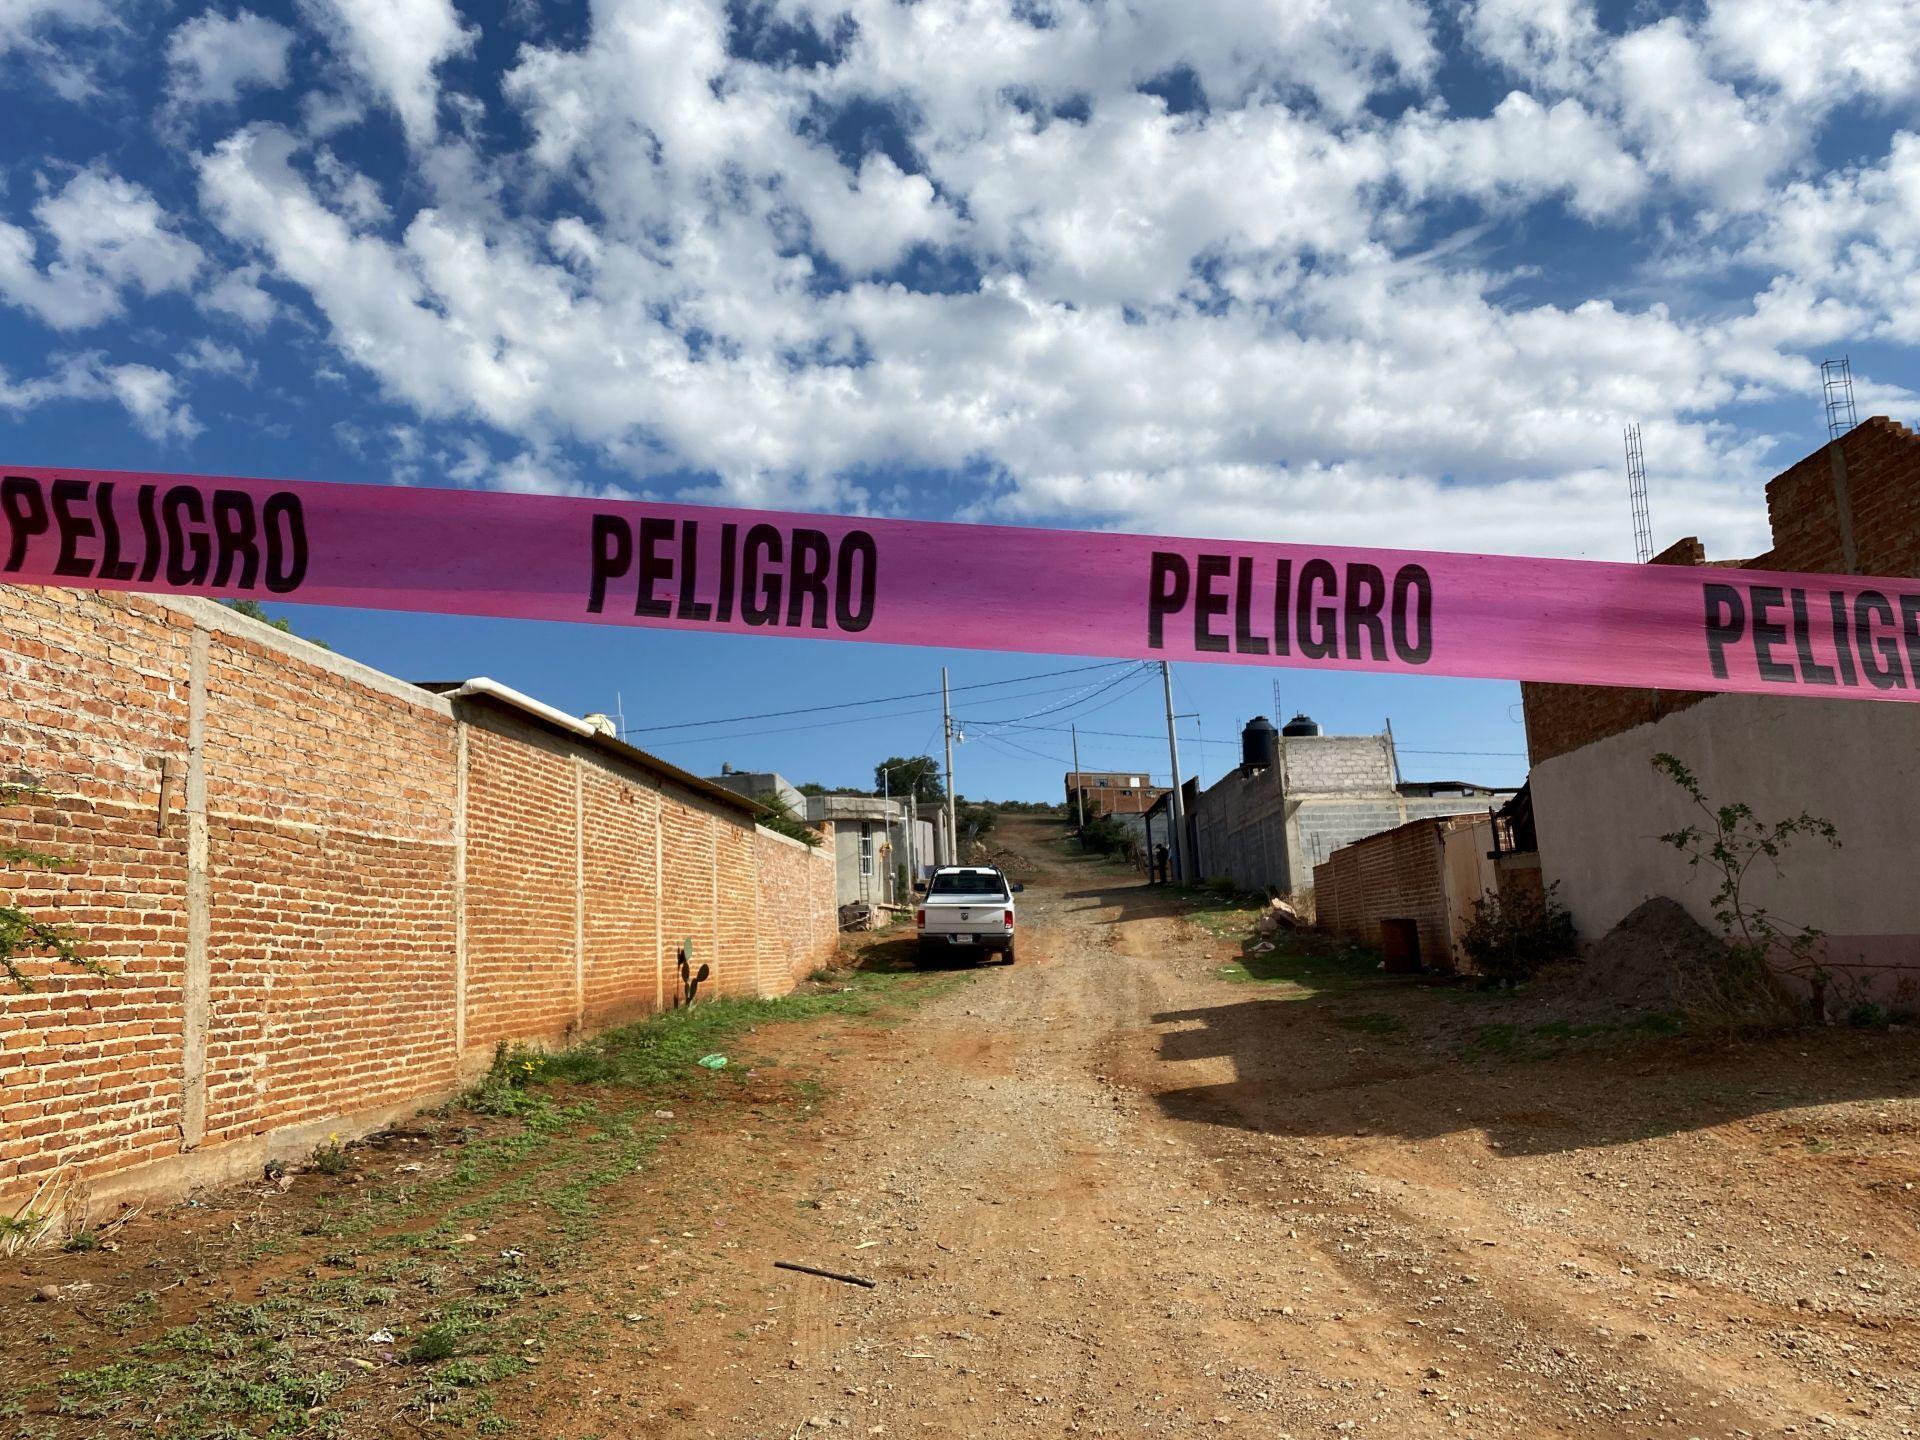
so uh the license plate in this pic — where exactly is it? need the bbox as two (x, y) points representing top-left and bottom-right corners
(953, 934), (975, 944)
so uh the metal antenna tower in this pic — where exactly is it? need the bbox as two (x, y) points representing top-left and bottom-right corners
(1623, 423), (1653, 564)
(1822, 356), (1858, 440)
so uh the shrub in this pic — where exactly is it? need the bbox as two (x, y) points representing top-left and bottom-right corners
(1459, 883), (1577, 984)
(1651, 751), (1840, 1021)
(2, 777), (106, 993)
(467, 1041), (549, 1116)
(1076, 813), (1134, 857)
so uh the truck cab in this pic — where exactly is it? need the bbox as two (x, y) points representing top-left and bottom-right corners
(916, 866), (1022, 965)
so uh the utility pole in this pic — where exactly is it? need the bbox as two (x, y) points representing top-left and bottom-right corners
(941, 666), (957, 864)
(905, 792), (918, 891)
(1160, 661), (1186, 885)
(1070, 723), (1085, 830)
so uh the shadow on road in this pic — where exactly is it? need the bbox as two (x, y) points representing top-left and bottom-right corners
(1143, 933), (1920, 1159)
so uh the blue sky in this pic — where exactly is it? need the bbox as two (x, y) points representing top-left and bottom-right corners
(3, 0), (1916, 798)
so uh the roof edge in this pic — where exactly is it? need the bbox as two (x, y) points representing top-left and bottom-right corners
(445, 676), (759, 817)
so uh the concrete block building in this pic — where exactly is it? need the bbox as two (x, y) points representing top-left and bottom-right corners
(708, 768), (808, 822)
(1187, 715), (1512, 897)
(804, 793), (947, 907)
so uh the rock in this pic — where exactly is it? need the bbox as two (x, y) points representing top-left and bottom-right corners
(33, 1284), (59, 1302)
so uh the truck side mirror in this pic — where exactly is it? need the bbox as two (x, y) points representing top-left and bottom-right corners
(1012, 882), (1025, 893)
(913, 879), (928, 894)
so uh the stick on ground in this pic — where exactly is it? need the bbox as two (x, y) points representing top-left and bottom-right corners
(774, 1260), (877, 1289)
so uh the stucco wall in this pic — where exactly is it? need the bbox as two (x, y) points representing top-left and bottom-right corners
(1532, 690), (1920, 970)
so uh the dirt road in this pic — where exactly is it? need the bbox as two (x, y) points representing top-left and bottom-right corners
(536, 817), (1920, 1439)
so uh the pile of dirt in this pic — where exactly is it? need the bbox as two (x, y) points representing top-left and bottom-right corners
(1540, 897), (1732, 1022)
(970, 843), (1037, 878)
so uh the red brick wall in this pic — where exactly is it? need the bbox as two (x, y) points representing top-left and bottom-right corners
(753, 825), (838, 992)
(1759, 416), (1920, 577)
(0, 590), (191, 1196)
(463, 720), (580, 1050)
(714, 821), (758, 999)
(1523, 418), (1920, 763)
(1313, 817), (1452, 967)
(581, 765), (663, 1026)
(199, 632), (459, 1146)
(2, 584), (841, 1211)
(659, 802), (714, 1000)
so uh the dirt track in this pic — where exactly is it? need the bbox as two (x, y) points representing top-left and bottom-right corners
(534, 817), (1920, 1439)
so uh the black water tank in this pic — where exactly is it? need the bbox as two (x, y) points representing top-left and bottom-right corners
(1281, 712), (1322, 738)
(1241, 715), (1278, 773)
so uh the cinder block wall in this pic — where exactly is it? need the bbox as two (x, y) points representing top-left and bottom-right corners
(1, 585), (838, 1209)
(1280, 734), (1394, 792)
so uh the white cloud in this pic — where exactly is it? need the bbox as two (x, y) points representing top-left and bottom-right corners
(1463, 0), (1602, 92)
(0, 0), (118, 98)
(198, 127), (456, 396)
(1744, 132), (1920, 347)
(179, 336), (256, 381)
(166, 9), (295, 109)
(0, 0), (113, 51)
(301, 0), (474, 145)
(806, 154), (954, 275)
(1608, 19), (1798, 210)
(173, 0), (1920, 564)
(0, 353), (201, 442)
(0, 168), (203, 329)
(200, 261), (281, 328)
(312, 148), (390, 227)
(1391, 93), (1645, 219)
(1705, 0), (1920, 110)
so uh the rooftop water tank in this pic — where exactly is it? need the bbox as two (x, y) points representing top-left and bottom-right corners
(1281, 712), (1322, 738)
(1241, 715), (1278, 774)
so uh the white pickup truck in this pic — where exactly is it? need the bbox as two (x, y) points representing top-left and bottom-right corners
(916, 866), (1023, 965)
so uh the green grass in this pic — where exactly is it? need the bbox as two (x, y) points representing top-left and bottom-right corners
(1176, 888), (1264, 939)
(46, 962), (963, 1438)
(1465, 1011), (1684, 1060)
(1215, 933), (1383, 993)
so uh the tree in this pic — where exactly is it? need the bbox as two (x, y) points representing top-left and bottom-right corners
(223, 598), (329, 650)
(1652, 751), (1840, 1015)
(751, 790), (820, 848)
(956, 803), (998, 846)
(875, 755), (944, 806)
(2, 778), (104, 992)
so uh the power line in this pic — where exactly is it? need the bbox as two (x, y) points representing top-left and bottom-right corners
(965, 662), (1150, 726)
(979, 719), (1524, 757)
(626, 671), (1140, 748)
(621, 658), (1137, 735)
(972, 730), (1073, 768)
(637, 701), (942, 748)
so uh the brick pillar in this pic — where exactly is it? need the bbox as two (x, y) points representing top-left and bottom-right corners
(572, 756), (586, 1031)
(180, 627), (210, 1150)
(453, 722), (468, 1055)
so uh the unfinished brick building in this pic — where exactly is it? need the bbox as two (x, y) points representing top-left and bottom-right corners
(0, 586), (838, 1211)
(1521, 417), (1920, 979)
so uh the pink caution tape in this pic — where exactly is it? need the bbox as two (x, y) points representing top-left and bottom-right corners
(3, 465), (1917, 701)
